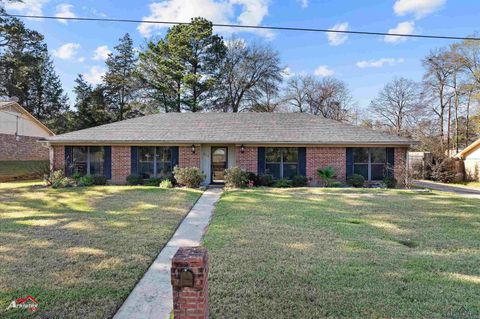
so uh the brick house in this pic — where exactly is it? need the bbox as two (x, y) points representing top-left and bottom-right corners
(42, 113), (414, 185)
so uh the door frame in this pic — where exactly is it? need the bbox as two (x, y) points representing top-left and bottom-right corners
(210, 146), (228, 184)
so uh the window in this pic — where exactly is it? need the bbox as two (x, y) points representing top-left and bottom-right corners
(353, 148), (386, 181)
(137, 147), (173, 179)
(72, 146), (104, 176)
(265, 147), (299, 179)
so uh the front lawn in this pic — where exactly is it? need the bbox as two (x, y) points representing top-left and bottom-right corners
(0, 181), (201, 319)
(451, 181), (480, 189)
(204, 188), (480, 318)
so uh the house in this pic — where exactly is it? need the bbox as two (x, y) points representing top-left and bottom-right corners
(41, 113), (415, 185)
(0, 101), (54, 161)
(455, 138), (480, 181)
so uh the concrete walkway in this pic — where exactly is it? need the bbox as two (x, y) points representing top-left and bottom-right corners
(114, 187), (223, 319)
(413, 180), (480, 198)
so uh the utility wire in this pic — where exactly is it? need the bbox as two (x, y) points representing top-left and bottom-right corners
(3, 13), (480, 41)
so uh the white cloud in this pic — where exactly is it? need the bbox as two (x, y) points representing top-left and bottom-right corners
(394, 0), (446, 19)
(55, 3), (76, 24)
(53, 43), (80, 60)
(356, 58), (405, 68)
(4, 0), (49, 16)
(327, 22), (349, 46)
(282, 67), (295, 79)
(77, 57), (85, 63)
(384, 21), (415, 44)
(92, 46), (111, 61)
(83, 66), (105, 85)
(314, 65), (334, 77)
(137, 0), (273, 39)
(297, 0), (309, 8)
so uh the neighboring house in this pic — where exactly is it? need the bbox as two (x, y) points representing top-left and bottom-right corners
(0, 101), (54, 161)
(42, 113), (415, 185)
(455, 138), (480, 181)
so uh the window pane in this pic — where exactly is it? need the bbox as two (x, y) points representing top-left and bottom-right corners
(370, 148), (386, 164)
(72, 147), (88, 176)
(89, 146), (104, 176)
(139, 147), (155, 179)
(265, 163), (281, 179)
(283, 148), (298, 162)
(353, 148), (368, 163)
(265, 148), (281, 162)
(157, 147), (172, 162)
(371, 164), (386, 180)
(283, 164), (298, 179)
(156, 147), (173, 178)
(354, 164), (368, 179)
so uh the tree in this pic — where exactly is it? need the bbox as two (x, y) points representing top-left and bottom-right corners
(215, 39), (282, 112)
(369, 77), (422, 136)
(284, 74), (315, 113)
(307, 77), (353, 121)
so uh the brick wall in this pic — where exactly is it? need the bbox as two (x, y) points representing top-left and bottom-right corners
(112, 146), (131, 184)
(0, 133), (49, 161)
(179, 146), (201, 168)
(52, 145), (65, 171)
(394, 147), (408, 184)
(306, 147), (346, 185)
(236, 146), (257, 173)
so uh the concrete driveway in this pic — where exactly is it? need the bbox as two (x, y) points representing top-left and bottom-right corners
(413, 180), (480, 198)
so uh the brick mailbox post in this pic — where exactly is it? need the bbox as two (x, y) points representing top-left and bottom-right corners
(171, 246), (209, 319)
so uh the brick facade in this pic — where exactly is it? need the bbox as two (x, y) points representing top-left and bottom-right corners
(306, 147), (347, 185)
(111, 146), (131, 184)
(179, 145), (201, 168)
(236, 146), (258, 173)
(394, 147), (408, 184)
(52, 145), (65, 171)
(0, 133), (49, 161)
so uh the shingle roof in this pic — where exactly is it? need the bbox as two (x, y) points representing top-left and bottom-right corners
(44, 112), (414, 145)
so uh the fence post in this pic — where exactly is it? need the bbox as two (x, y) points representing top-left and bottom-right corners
(171, 246), (209, 319)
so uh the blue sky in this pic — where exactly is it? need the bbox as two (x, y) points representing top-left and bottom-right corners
(4, 0), (480, 109)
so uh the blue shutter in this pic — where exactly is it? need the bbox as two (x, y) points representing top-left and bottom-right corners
(64, 146), (73, 177)
(131, 146), (138, 175)
(346, 148), (354, 177)
(298, 147), (306, 176)
(171, 146), (179, 168)
(386, 148), (395, 178)
(257, 147), (265, 175)
(103, 146), (112, 179)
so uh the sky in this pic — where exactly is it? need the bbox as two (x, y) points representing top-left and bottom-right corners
(4, 0), (480, 109)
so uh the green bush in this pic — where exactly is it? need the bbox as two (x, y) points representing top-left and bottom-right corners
(383, 176), (397, 188)
(328, 181), (343, 188)
(78, 175), (94, 187)
(159, 179), (173, 189)
(126, 174), (144, 185)
(92, 175), (108, 185)
(291, 175), (308, 187)
(145, 177), (162, 186)
(245, 172), (258, 186)
(347, 174), (365, 188)
(317, 166), (337, 187)
(44, 170), (71, 188)
(274, 179), (292, 188)
(173, 166), (205, 188)
(257, 174), (274, 187)
(224, 166), (248, 188)
(72, 172), (82, 183)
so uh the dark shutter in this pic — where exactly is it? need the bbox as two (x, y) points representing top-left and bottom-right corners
(64, 146), (73, 177)
(103, 146), (112, 179)
(131, 146), (138, 175)
(386, 148), (395, 178)
(346, 147), (354, 177)
(171, 146), (179, 168)
(298, 147), (306, 176)
(257, 147), (265, 175)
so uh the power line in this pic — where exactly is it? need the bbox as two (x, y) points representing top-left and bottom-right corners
(2, 13), (480, 41)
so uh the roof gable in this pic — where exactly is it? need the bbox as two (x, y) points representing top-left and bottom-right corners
(0, 101), (54, 136)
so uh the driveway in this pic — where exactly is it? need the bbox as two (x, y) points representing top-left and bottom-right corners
(413, 180), (480, 198)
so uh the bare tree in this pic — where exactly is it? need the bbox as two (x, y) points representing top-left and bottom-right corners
(307, 77), (353, 121)
(284, 74), (315, 113)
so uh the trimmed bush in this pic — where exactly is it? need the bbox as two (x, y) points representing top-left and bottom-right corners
(145, 177), (162, 186)
(93, 175), (108, 185)
(291, 175), (308, 187)
(347, 174), (365, 188)
(78, 175), (94, 187)
(173, 166), (205, 188)
(44, 170), (71, 188)
(126, 174), (144, 186)
(274, 179), (292, 188)
(328, 181), (343, 188)
(224, 166), (248, 188)
(245, 172), (258, 186)
(159, 179), (173, 189)
(257, 174), (274, 187)
(383, 176), (397, 189)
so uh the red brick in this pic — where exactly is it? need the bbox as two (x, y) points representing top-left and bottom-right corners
(0, 133), (49, 161)
(179, 146), (201, 168)
(111, 146), (131, 184)
(306, 147), (346, 185)
(236, 146), (257, 173)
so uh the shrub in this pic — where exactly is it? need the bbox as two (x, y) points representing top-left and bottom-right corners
(383, 176), (397, 189)
(78, 175), (94, 187)
(126, 174), (144, 186)
(245, 171), (258, 186)
(317, 166), (337, 187)
(92, 175), (108, 185)
(328, 181), (343, 188)
(347, 174), (365, 188)
(224, 166), (248, 188)
(257, 174), (274, 187)
(44, 170), (71, 188)
(72, 172), (82, 183)
(159, 179), (173, 189)
(144, 177), (162, 186)
(274, 179), (292, 188)
(173, 166), (205, 188)
(430, 158), (457, 183)
(291, 175), (308, 187)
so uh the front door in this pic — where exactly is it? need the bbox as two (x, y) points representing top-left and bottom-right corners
(211, 147), (228, 184)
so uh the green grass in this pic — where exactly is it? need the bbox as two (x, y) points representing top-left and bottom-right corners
(451, 181), (480, 189)
(0, 181), (202, 319)
(0, 160), (49, 180)
(204, 188), (480, 319)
